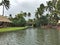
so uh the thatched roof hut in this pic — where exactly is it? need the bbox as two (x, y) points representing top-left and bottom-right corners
(0, 16), (12, 27)
(0, 16), (11, 23)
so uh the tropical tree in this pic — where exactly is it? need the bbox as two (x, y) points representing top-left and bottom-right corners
(35, 3), (46, 27)
(52, 0), (57, 8)
(0, 0), (10, 16)
(35, 11), (39, 19)
(46, 0), (60, 25)
(35, 3), (45, 19)
(46, 1), (53, 13)
(28, 12), (31, 17)
(34, 0), (60, 27)
(11, 12), (26, 27)
(9, 14), (13, 20)
(56, 0), (60, 11)
(23, 12), (27, 17)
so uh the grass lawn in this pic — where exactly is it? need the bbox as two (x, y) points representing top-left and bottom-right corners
(0, 27), (28, 32)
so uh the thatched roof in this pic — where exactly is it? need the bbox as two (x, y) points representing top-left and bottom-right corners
(0, 16), (11, 23)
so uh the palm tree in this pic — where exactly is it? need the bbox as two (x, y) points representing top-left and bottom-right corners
(35, 3), (45, 19)
(27, 12), (31, 20)
(0, 0), (10, 16)
(38, 4), (45, 16)
(23, 12), (27, 17)
(52, 0), (57, 7)
(46, 1), (53, 13)
(35, 11), (39, 19)
(9, 14), (12, 20)
(46, 0), (60, 25)
(28, 12), (31, 17)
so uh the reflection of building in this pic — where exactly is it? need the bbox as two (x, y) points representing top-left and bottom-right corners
(0, 16), (12, 27)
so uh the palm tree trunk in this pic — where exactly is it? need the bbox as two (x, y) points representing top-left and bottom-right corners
(2, 4), (4, 16)
(2, 0), (4, 16)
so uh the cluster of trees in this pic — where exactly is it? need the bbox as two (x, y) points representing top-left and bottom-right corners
(0, 0), (32, 27)
(0, 0), (60, 27)
(34, 0), (60, 27)
(9, 12), (31, 27)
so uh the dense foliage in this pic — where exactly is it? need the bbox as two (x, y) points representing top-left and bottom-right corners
(9, 12), (31, 27)
(34, 0), (60, 27)
(9, 12), (26, 27)
(0, 0), (60, 27)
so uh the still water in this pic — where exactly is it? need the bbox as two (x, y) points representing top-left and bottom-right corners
(0, 28), (60, 45)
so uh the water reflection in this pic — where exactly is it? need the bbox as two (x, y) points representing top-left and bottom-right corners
(24, 28), (37, 45)
(44, 29), (59, 45)
(0, 30), (26, 45)
(0, 28), (59, 45)
(36, 29), (44, 45)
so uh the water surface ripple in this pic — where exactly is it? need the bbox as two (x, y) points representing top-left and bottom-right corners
(0, 28), (59, 45)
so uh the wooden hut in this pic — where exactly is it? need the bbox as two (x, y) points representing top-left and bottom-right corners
(0, 16), (12, 27)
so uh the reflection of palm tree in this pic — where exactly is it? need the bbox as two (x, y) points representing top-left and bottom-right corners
(0, 0), (10, 16)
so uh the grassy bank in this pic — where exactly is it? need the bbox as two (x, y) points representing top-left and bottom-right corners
(0, 27), (28, 32)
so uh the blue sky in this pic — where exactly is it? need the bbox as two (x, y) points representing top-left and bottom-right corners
(0, 0), (49, 19)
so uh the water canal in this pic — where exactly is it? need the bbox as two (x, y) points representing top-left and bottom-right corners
(0, 28), (59, 45)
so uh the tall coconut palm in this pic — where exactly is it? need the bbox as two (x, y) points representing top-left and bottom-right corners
(38, 4), (45, 16)
(47, 1), (53, 13)
(46, 0), (60, 25)
(35, 11), (39, 19)
(0, 0), (10, 16)
(56, 0), (60, 11)
(35, 3), (45, 19)
(51, 0), (60, 16)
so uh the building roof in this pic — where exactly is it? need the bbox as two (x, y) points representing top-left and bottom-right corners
(0, 16), (12, 23)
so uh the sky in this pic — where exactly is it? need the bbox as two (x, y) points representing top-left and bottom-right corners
(0, 0), (49, 19)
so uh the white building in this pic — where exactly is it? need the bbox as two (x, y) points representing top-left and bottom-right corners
(58, 20), (60, 24)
